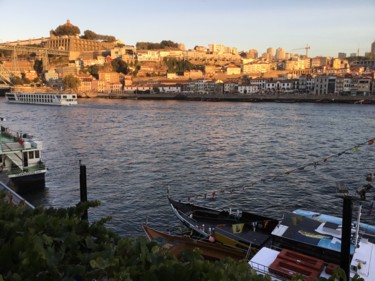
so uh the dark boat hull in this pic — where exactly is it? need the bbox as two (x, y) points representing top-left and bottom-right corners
(7, 172), (46, 193)
(168, 197), (279, 251)
(142, 224), (248, 261)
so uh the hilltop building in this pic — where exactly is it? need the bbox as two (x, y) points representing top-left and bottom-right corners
(46, 20), (116, 60)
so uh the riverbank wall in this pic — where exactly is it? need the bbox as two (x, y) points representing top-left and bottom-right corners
(96, 92), (375, 104)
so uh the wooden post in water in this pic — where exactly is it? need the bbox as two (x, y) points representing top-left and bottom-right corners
(340, 196), (352, 280)
(79, 160), (88, 220)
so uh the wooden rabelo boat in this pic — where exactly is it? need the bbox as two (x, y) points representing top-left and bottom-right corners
(168, 197), (279, 252)
(142, 224), (248, 261)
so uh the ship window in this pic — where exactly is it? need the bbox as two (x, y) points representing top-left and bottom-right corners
(28, 151), (34, 159)
(35, 150), (40, 158)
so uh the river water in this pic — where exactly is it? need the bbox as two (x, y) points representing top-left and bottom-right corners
(1, 97), (374, 237)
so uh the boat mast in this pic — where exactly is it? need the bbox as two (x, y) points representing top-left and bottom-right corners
(354, 204), (362, 250)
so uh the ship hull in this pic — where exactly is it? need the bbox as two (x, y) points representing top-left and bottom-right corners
(7, 171), (46, 193)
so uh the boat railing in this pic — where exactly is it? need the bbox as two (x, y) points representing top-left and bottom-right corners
(0, 141), (23, 152)
(0, 127), (26, 146)
(6, 161), (46, 175)
(249, 260), (287, 281)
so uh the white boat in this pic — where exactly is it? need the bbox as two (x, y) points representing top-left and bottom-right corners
(249, 208), (375, 281)
(0, 119), (47, 192)
(293, 208), (375, 237)
(5, 92), (78, 106)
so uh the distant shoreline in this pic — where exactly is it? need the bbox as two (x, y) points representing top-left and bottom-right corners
(95, 93), (375, 104)
(1, 90), (374, 104)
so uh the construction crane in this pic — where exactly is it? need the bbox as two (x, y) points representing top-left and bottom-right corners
(291, 44), (310, 57)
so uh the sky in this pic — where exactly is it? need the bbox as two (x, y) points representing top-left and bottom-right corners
(0, 0), (374, 57)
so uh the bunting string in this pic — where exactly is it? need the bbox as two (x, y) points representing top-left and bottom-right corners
(172, 137), (375, 202)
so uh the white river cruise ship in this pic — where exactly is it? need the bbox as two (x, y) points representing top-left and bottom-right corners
(5, 92), (78, 106)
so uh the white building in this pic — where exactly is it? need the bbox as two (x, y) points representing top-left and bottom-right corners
(224, 83), (238, 94)
(265, 80), (295, 92)
(238, 85), (258, 94)
(250, 79), (267, 90)
(159, 86), (181, 93)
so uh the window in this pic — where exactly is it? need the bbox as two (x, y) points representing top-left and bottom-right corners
(35, 150), (40, 158)
(28, 151), (34, 159)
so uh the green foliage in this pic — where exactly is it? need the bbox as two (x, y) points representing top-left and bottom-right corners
(84, 65), (100, 79)
(81, 30), (116, 42)
(0, 195), (276, 281)
(9, 75), (23, 85)
(111, 59), (129, 75)
(164, 58), (197, 73)
(63, 74), (81, 91)
(53, 24), (80, 36)
(33, 60), (43, 73)
(136, 40), (179, 50)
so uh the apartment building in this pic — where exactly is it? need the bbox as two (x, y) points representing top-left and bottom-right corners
(335, 76), (352, 95)
(77, 74), (93, 92)
(159, 85), (181, 93)
(298, 75), (314, 92)
(243, 62), (271, 74)
(98, 71), (121, 83)
(313, 75), (336, 95)
(238, 85), (258, 94)
(182, 79), (222, 94)
(250, 79), (267, 90)
(224, 83), (238, 94)
(265, 79), (297, 92)
(354, 77), (372, 95)
(226, 65), (241, 75)
(285, 58), (307, 70)
(136, 50), (160, 62)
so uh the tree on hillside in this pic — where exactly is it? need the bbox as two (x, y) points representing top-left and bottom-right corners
(85, 65), (100, 79)
(136, 40), (179, 50)
(163, 58), (203, 73)
(81, 30), (116, 42)
(53, 24), (80, 36)
(160, 40), (179, 49)
(63, 74), (81, 91)
(111, 59), (129, 75)
(33, 60), (43, 74)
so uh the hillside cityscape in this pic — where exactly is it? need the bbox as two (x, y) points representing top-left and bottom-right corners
(0, 20), (375, 98)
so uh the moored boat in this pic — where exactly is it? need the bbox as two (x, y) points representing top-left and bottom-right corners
(250, 209), (375, 281)
(0, 120), (47, 192)
(250, 236), (374, 281)
(271, 212), (354, 265)
(5, 92), (78, 106)
(168, 197), (279, 251)
(142, 224), (248, 261)
(293, 208), (375, 240)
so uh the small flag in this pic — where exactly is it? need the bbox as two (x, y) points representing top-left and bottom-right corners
(232, 223), (244, 234)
